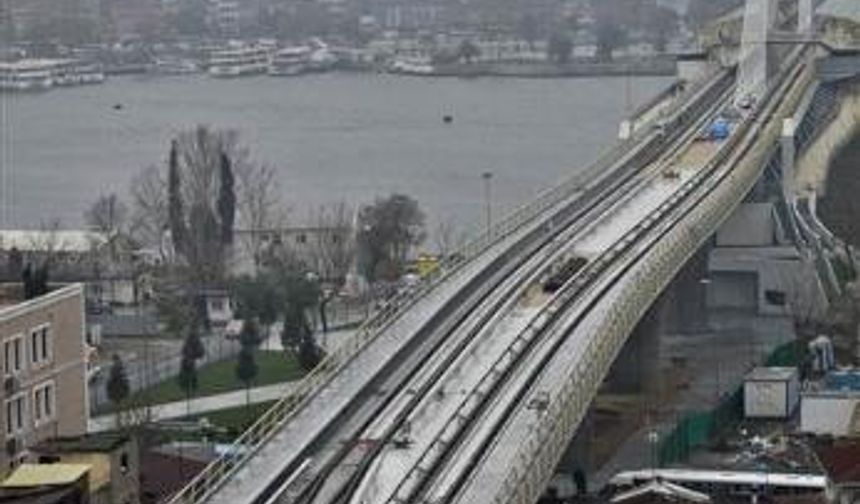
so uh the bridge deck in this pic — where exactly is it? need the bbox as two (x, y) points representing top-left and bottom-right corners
(441, 128), (732, 504)
(207, 187), (586, 504)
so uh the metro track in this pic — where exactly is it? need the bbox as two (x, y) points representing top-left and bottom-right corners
(272, 72), (736, 504)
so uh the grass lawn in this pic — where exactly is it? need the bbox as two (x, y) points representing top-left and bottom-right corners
(129, 350), (306, 407)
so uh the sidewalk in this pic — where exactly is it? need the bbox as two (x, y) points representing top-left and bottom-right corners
(88, 381), (298, 433)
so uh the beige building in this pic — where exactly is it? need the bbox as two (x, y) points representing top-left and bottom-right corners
(0, 283), (89, 477)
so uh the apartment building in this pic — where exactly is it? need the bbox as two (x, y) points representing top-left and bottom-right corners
(0, 283), (88, 477)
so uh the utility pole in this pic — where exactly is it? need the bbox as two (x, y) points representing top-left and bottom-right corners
(481, 171), (493, 233)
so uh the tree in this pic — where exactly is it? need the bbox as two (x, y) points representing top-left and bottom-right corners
(235, 164), (283, 272)
(235, 318), (260, 417)
(434, 219), (461, 259)
(313, 202), (356, 286)
(595, 21), (627, 61)
(183, 323), (206, 361)
(218, 152), (236, 245)
(297, 334), (322, 371)
(356, 194), (425, 283)
(235, 347), (258, 415)
(592, 0), (629, 61)
(129, 165), (167, 253)
(239, 318), (261, 348)
(177, 354), (198, 412)
(518, 13), (540, 50)
(547, 31), (574, 64)
(168, 140), (188, 257)
(22, 263), (35, 300)
(281, 301), (313, 350)
(85, 193), (128, 236)
(106, 354), (131, 406)
(646, 6), (680, 53)
(106, 354), (131, 426)
(168, 126), (256, 284)
(6, 247), (22, 280)
(457, 40), (481, 64)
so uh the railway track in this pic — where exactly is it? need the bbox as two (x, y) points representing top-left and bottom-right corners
(272, 73), (736, 504)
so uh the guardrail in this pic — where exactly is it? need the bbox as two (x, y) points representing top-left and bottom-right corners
(167, 69), (735, 504)
(491, 50), (814, 504)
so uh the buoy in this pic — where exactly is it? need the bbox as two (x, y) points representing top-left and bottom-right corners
(113, 103), (123, 110)
(443, 114), (453, 124)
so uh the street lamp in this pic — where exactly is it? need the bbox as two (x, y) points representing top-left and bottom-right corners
(481, 171), (493, 233)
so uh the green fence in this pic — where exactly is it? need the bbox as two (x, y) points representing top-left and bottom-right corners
(658, 388), (743, 466)
(657, 341), (801, 466)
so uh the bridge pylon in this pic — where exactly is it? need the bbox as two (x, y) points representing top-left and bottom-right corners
(736, 0), (774, 107)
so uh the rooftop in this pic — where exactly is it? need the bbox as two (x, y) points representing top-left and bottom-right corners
(0, 464), (90, 488)
(0, 230), (108, 254)
(745, 367), (798, 382)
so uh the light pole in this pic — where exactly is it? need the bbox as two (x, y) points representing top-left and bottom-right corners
(481, 171), (493, 233)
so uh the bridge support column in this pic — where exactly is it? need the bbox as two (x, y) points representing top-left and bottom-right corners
(781, 118), (797, 201)
(604, 292), (666, 394)
(799, 0), (813, 34)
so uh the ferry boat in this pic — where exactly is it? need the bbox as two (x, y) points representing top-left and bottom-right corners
(0, 60), (54, 91)
(52, 60), (105, 86)
(0, 58), (104, 91)
(208, 44), (271, 77)
(152, 56), (200, 75)
(269, 46), (312, 76)
(389, 57), (435, 76)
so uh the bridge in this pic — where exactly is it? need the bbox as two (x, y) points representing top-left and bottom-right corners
(166, 2), (857, 504)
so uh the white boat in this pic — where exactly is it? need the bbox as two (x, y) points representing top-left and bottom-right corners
(208, 44), (271, 77)
(52, 60), (105, 86)
(389, 57), (435, 76)
(269, 46), (312, 76)
(0, 60), (54, 91)
(153, 57), (200, 75)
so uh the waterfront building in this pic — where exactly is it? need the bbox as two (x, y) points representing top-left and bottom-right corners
(0, 283), (89, 476)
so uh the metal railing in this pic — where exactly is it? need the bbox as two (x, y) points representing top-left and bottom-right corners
(168, 67), (735, 504)
(491, 52), (814, 504)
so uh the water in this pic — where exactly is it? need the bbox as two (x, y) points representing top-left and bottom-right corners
(0, 73), (670, 242)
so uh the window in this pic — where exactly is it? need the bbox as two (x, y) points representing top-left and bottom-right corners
(33, 382), (54, 425)
(765, 290), (786, 306)
(3, 336), (23, 376)
(29, 325), (51, 367)
(4, 395), (25, 435)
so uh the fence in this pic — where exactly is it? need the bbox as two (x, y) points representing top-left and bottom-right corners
(90, 334), (242, 411)
(658, 340), (803, 466)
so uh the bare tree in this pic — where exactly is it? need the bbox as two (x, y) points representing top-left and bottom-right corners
(434, 219), (461, 259)
(170, 125), (254, 284)
(26, 219), (67, 267)
(175, 126), (253, 210)
(85, 193), (128, 235)
(312, 202), (355, 285)
(235, 163), (285, 271)
(128, 165), (167, 253)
